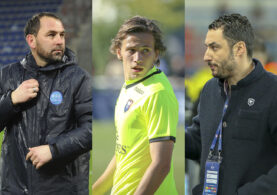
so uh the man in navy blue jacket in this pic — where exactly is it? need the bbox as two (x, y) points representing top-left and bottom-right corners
(186, 13), (277, 195)
(0, 12), (92, 195)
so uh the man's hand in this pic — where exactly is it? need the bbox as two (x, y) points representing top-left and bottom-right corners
(11, 79), (39, 105)
(26, 145), (52, 169)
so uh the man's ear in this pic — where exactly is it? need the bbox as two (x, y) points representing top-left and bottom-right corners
(233, 41), (246, 57)
(116, 48), (122, 61)
(26, 34), (36, 49)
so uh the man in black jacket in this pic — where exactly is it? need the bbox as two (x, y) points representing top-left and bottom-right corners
(186, 13), (277, 195)
(0, 12), (92, 194)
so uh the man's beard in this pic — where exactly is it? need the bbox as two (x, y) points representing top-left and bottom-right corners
(210, 53), (236, 79)
(36, 43), (65, 64)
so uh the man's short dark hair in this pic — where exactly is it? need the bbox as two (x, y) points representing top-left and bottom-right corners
(110, 15), (166, 65)
(208, 13), (254, 58)
(24, 12), (62, 37)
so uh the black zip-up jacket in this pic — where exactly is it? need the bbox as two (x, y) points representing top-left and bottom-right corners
(0, 48), (92, 195)
(186, 59), (277, 195)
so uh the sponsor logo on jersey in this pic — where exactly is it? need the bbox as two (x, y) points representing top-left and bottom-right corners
(115, 143), (129, 154)
(134, 86), (144, 94)
(115, 132), (129, 154)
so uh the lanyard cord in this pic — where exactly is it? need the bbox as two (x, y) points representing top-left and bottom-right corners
(208, 96), (229, 161)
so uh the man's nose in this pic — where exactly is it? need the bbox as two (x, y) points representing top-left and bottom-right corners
(134, 52), (142, 64)
(204, 48), (213, 62)
(55, 34), (64, 45)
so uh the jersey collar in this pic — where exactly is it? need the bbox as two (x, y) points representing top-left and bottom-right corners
(125, 66), (162, 89)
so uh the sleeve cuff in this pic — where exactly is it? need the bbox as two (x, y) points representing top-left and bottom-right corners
(8, 91), (21, 112)
(49, 144), (59, 160)
(0, 91), (21, 119)
(149, 136), (176, 143)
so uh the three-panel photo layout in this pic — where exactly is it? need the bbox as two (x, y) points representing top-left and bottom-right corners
(0, 0), (277, 194)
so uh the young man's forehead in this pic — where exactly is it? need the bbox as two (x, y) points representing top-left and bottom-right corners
(123, 32), (154, 44)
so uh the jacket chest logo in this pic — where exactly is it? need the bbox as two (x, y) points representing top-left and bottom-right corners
(124, 99), (133, 112)
(248, 98), (255, 106)
(50, 91), (63, 105)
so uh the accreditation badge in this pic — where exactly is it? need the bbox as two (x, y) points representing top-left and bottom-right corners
(203, 160), (220, 195)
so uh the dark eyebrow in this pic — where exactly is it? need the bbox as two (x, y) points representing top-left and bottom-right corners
(125, 45), (136, 50)
(125, 44), (151, 50)
(141, 45), (151, 48)
(47, 30), (65, 34)
(205, 42), (218, 47)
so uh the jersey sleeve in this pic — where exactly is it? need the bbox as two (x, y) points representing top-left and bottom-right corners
(143, 90), (178, 143)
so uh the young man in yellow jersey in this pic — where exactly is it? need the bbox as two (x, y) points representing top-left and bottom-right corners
(93, 16), (179, 195)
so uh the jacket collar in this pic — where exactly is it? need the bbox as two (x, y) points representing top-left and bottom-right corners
(20, 48), (77, 72)
(218, 58), (265, 88)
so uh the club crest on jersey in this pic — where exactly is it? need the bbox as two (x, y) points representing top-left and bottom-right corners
(50, 91), (63, 105)
(124, 99), (133, 112)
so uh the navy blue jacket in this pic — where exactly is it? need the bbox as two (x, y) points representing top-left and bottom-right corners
(186, 59), (277, 195)
(0, 49), (92, 195)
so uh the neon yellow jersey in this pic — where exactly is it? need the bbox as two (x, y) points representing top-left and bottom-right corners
(112, 67), (178, 195)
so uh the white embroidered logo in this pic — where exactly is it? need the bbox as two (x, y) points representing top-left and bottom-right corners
(248, 98), (255, 106)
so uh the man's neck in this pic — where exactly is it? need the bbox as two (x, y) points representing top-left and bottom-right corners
(35, 59), (47, 67)
(227, 59), (254, 87)
(32, 52), (47, 67)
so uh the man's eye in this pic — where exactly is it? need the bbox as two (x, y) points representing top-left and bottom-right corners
(142, 49), (150, 53)
(211, 46), (218, 51)
(128, 49), (136, 53)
